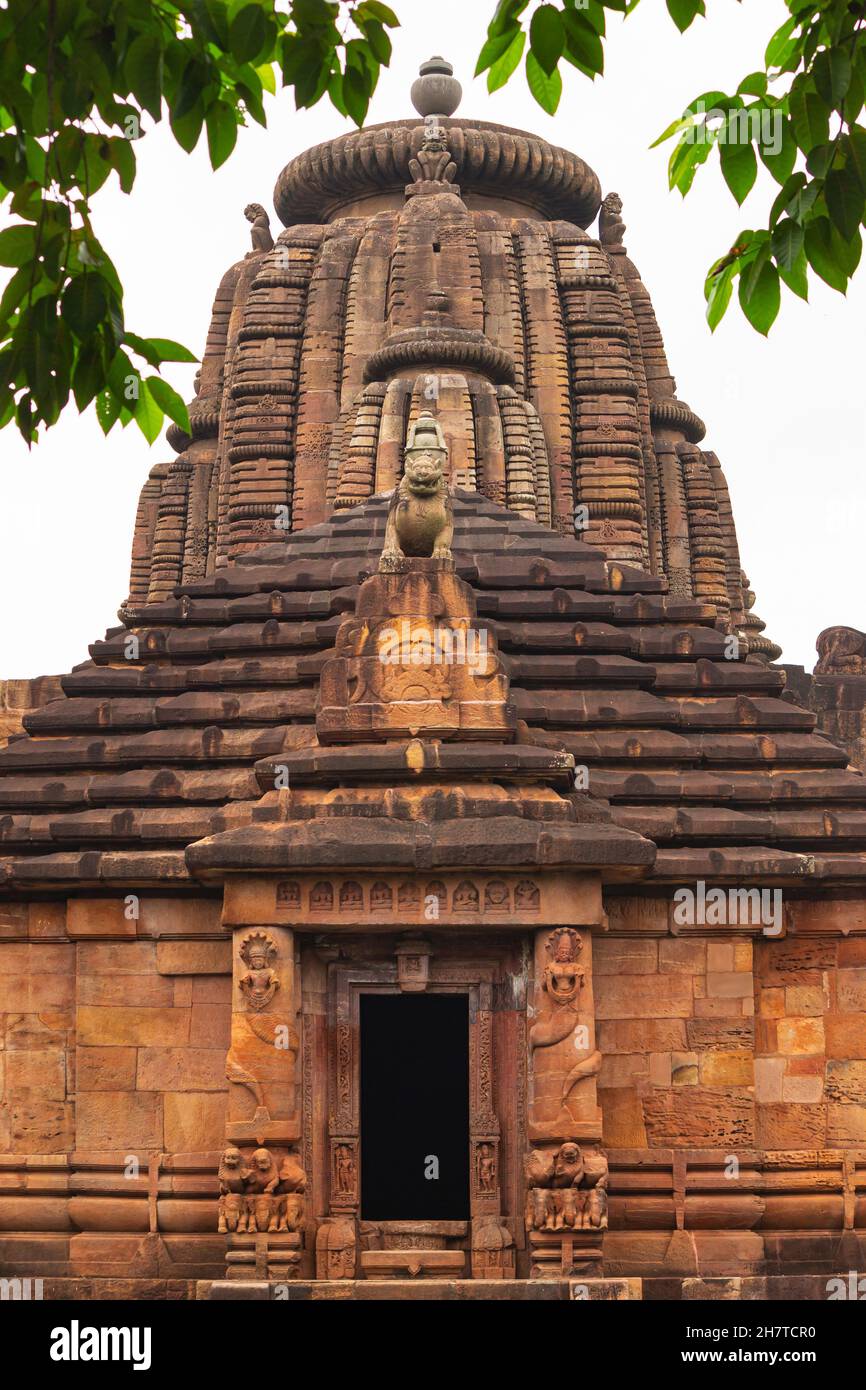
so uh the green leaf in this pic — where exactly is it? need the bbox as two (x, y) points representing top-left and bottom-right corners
(125, 35), (163, 122)
(562, 11), (604, 76)
(146, 375), (191, 433)
(71, 348), (106, 412)
(356, 1), (399, 25)
(170, 105), (204, 154)
(61, 274), (110, 336)
(738, 258), (780, 334)
(813, 47), (851, 111)
(704, 259), (735, 331)
(476, 28), (520, 78)
(789, 83), (830, 154)
(108, 137), (136, 194)
(487, 30), (525, 93)
(529, 5), (564, 76)
(142, 337), (198, 364)
(765, 16), (797, 71)
(488, 1), (530, 41)
(0, 224), (36, 267)
(229, 5), (269, 64)
(771, 218), (804, 272)
(205, 100), (238, 169)
(826, 164), (866, 243)
(737, 72), (768, 99)
(342, 64), (371, 127)
(759, 117), (796, 185)
(804, 216), (848, 292)
(666, 0), (705, 35)
(846, 126), (866, 193)
(719, 132), (757, 205)
(133, 378), (164, 444)
(95, 386), (122, 435)
(525, 49), (562, 115)
(668, 131), (713, 195)
(778, 247), (809, 301)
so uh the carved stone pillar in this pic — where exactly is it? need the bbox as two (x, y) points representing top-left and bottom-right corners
(219, 924), (308, 1281)
(525, 926), (608, 1279)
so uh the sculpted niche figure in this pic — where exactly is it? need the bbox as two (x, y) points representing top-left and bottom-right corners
(238, 931), (280, 1012)
(380, 412), (454, 571)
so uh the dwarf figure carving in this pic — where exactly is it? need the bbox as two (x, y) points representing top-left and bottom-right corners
(243, 1146), (280, 1233)
(379, 412), (454, 570)
(274, 1151), (307, 1232)
(218, 1145), (248, 1234)
(524, 1143), (609, 1233)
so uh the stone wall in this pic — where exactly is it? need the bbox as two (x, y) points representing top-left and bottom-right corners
(0, 896), (229, 1288)
(0, 676), (62, 747)
(783, 662), (866, 772)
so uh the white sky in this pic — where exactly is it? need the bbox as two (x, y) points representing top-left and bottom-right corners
(0, 0), (863, 677)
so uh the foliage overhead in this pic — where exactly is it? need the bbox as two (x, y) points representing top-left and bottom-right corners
(0, 0), (864, 448)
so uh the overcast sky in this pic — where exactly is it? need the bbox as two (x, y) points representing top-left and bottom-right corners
(1, 0), (863, 677)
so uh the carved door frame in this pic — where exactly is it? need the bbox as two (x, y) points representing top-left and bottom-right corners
(326, 955), (504, 1224)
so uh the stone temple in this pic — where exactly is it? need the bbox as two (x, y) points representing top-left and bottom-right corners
(2, 59), (866, 1301)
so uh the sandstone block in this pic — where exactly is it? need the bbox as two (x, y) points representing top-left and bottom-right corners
(156, 940), (232, 976)
(755, 1103), (825, 1148)
(76, 1047), (137, 1092)
(776, 1018), (825, 1055)
(77, 1006), (189, 1047)
(67, 900), (137, 939)
(595, 975), (692, 1020)
(825, 1014), (866, 1059)
(824, 1059), (866, 1104)
(699, 1052), (753, 1086)
(136, 1048), (226, 1093)
(163, 1093), (226, 1153)
(76, 1092), (163, 1149)
(658, 939), (706, 974)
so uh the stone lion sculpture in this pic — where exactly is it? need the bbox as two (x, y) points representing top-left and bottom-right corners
(379, 411), (454, 571)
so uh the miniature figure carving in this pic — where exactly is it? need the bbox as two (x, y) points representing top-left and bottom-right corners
(218, 1145), (247, 1234)
(379, 412), (454, 570)
(245, 202), (274, 253)
(238, 931), (280, 1012)
(524, 1143), (609, 1232)
(477, 1142), (497, 1193)
(243, 1146), (280, 1232)
(334, 1144), (355, 1196)
(543, 927), (585, 1005)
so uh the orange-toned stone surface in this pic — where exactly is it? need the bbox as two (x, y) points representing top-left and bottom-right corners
(1, 60), (865, 1299)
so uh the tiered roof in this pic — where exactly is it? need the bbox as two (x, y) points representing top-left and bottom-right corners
(2, 494), (863, 894)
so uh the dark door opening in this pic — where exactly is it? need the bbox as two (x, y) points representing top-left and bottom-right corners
(360, 993), (470, 1220)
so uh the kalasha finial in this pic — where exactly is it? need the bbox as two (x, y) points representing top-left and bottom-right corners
(411, 56), (462, 118)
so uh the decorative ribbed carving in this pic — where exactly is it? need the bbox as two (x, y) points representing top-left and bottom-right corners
(335, 383), (386, 508)
(556, 229), (644, 562)
(517, 222), (574, 534)
(273, 119), (602, 228)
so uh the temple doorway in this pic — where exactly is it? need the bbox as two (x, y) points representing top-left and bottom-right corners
(359, 993), (470, 1220)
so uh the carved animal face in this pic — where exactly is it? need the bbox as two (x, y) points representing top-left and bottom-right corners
(404, 449), (445, 496)
(244, 202), (266, 222)
(220, 1146), (242, 1176)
